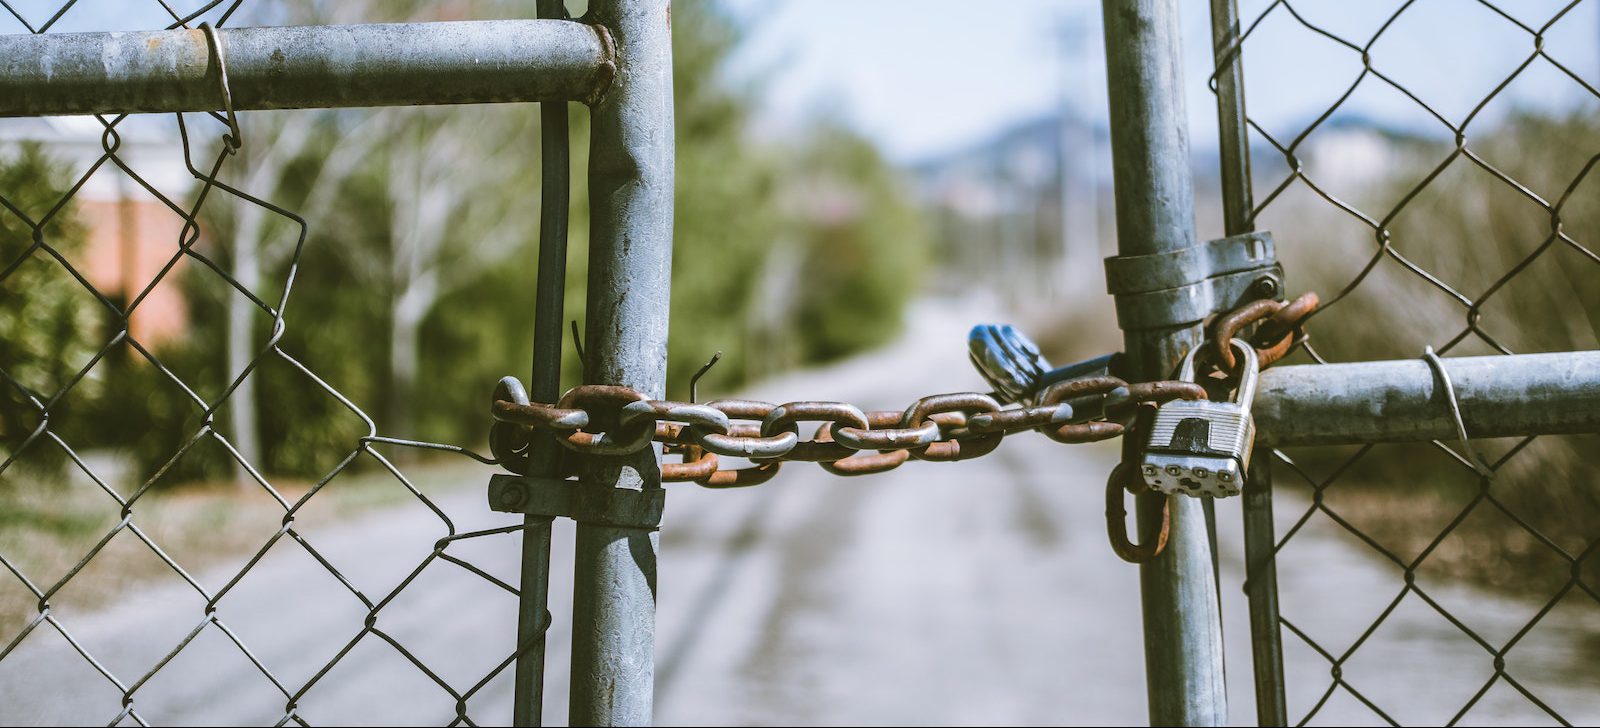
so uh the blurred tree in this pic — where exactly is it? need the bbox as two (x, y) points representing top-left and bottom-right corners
(335, 106), (535, 440)
(217, 110), (377, 484)
(661, 0), (786, 396)
(784, 123), (929, 364)
(107, 0), (930, 482)
(0, 143), (93, 465)
(662, 2), (931, 396)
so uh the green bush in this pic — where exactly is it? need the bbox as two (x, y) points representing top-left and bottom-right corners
(0, 143), (95, 466)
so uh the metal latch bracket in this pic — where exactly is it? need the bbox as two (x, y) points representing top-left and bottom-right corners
(1104, 231), (1284, 330)
(488, 474), (665, 530)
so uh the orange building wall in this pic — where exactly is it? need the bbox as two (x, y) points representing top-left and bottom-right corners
(77, 198), (189, 346)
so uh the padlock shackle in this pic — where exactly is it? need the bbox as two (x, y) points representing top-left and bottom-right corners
(1178, 337), (1259, 405)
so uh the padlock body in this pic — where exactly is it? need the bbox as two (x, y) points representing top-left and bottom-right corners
(1140, 400), (1255, 497)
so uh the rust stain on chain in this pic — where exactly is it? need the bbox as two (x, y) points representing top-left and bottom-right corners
(1210, 291), (1319, 371)
(489, 294), (1317, 497)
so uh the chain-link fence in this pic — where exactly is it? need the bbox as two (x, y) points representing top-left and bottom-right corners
(4, 0), (1600, 725)
(0, 3), (544, 724)
(1208, 0), (1600, 724)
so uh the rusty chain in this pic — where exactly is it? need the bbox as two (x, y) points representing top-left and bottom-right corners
(489, 377), (1199, 485)
(491, 292), (1319, 487)
(1207, 291), (1319, 373)
(490, 293), (1318, 562)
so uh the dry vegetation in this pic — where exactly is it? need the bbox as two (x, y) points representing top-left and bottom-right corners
(1255, 110), (1600, 591)
(1035, 110), (1599, 593)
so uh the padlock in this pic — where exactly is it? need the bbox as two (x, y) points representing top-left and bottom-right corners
(1140, 338), (1258, 497)
(967, 324), (1051, 404)
(968, 324), (1124, 405)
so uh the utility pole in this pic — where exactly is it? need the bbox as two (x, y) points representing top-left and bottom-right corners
(1056, 11), (1102, 301)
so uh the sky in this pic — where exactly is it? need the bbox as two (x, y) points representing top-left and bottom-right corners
(725, 0), (1600, 164)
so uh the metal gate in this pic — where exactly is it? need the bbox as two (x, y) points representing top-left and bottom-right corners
(0, 1), (661, 724)
(1207, 0), (1600, 724)
(0, 0), (1597, 726)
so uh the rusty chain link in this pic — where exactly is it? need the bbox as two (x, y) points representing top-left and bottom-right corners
(489, 292), (1320, 498)
(486, 292), (1318, 564)
(1106, 403), (1172, 564)
(490, 378), (1172, 485)
(1208, 291), (1319, 373)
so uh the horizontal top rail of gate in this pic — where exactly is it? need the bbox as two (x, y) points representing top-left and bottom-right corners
(0, 20), (616, 116)
(1255, 350), (1600, 447)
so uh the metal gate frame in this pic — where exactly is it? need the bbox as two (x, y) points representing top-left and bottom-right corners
(0, 2), (668, 724)
(4, 0), (1599, 725)
(1104, 0), (1600, 725)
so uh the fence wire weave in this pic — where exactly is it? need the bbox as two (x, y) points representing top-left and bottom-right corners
(1212, 1), (1600, 724)
(5, 0), (1600, 725)
(0, 3), (536, 725)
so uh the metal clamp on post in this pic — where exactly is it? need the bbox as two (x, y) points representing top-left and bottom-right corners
(488, 474), (665, 530)
(1105, 231), (1284, 329)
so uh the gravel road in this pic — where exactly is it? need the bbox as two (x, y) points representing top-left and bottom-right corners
(2, 299), (1595, 726)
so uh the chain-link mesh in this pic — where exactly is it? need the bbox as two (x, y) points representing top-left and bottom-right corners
(8, 0), (1600, 724)
(0, 3), (538, 725)
(1211, 1), (1600, 724)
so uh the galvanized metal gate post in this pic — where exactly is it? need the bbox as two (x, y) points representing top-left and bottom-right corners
(569, 0), (675, 725)
(1101, 0), (1229, 724)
